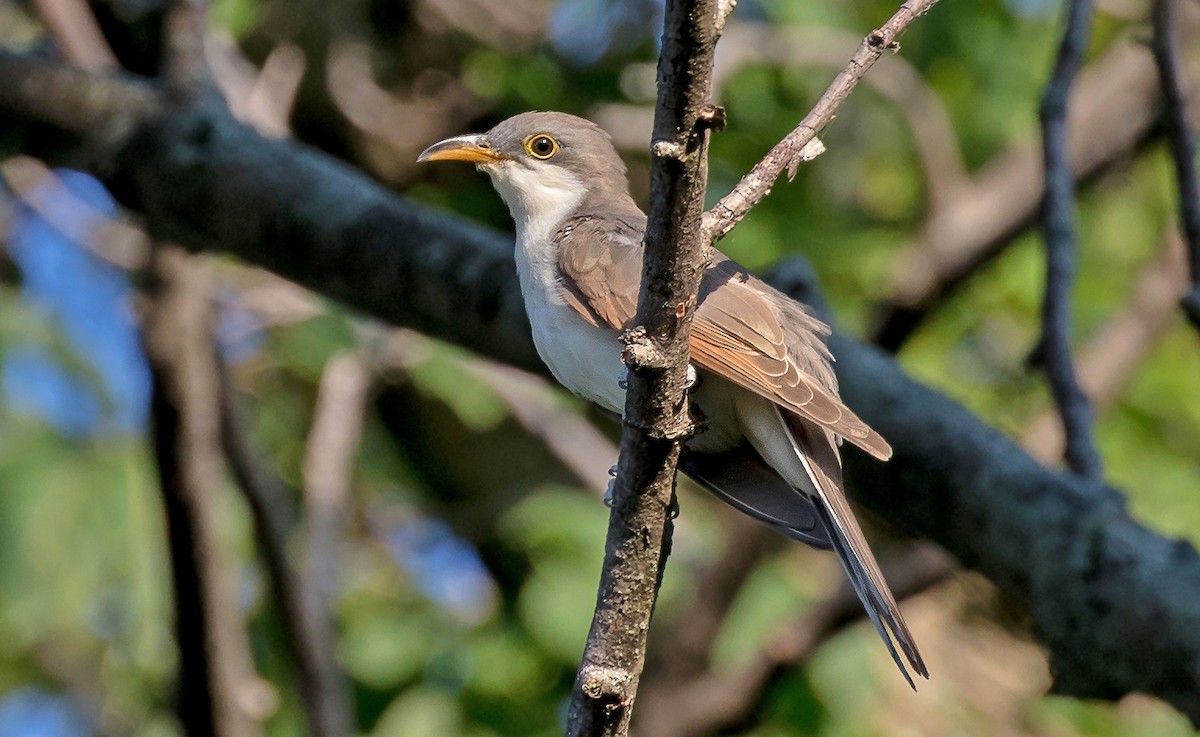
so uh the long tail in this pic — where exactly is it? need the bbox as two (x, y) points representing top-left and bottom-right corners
(787, 414), (928, 688)
(734, 393), (927, 687)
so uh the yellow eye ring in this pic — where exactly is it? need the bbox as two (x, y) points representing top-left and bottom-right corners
(523, 133), (560, 160)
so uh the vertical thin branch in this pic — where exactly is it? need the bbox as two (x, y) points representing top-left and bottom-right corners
(563, 0), (722, 734)
(296, 351), (372, 731)
(32, 0), (119, 70)
(165, 0), (210, 95)
(1036, 0), (1103, 479)
(217, 359), (354, 737)
(142, 248), (267, 737)
(302, 352), (371, 599)
(1022, 236), (1187, 460)
(1152, 0), (1200, 334)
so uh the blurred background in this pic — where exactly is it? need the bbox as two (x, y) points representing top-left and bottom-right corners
(1, 0), (1199, 735)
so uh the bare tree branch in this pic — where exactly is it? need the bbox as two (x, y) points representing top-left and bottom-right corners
(564, 0), (720, 733)
(1036, 0), (1103, 479)
(3, 54), (1200, 725)
(217, 357), (353, 737)
(1023, 236), (1188, 459)
(458, 355), (619, 495)
(702, 0), (940, 241)
(1152, 0), (1200, 334)
(141, 247), (268, 737)
(872, 25), (1200, 350)
(715, 24), (967, 210)
(302, 351), (371, 604)
(32, 0), (118, 70)
(164, 0), (210, 94)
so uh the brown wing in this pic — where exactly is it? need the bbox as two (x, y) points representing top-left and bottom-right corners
(556, 213), (644, 329)
(692, 258), (891, 460)
(554, 210), (891, 460)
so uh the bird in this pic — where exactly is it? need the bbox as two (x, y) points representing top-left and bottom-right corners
(418, 111), (927, 686)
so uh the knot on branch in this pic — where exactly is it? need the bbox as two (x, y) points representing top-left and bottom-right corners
(579, 665), (633, 704)
(651, 138), (688, 162)
(621, 327), (670, 370)
(696, 103), (727, 133)
(867, 29), (899, 50)
(622, 413), (695, 442)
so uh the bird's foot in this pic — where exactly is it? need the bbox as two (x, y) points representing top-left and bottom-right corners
(617, 367), (628, 390)
(603, 464), (619, 507)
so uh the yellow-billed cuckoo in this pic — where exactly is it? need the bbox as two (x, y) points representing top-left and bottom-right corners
(418, 111), (927, 686)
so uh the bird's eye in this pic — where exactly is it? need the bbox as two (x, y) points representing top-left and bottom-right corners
(524, 134), (559, 160)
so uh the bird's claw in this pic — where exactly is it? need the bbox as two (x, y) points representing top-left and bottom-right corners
(603, 464), (619, 508)
(618, 367), (628, 390)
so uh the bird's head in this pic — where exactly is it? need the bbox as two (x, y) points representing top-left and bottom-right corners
(418, 111), (632, 230)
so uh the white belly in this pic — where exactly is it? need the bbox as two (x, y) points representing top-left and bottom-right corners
(522, 278), (744, 454)
(528, 296), (628, 414)
(511, 225), (742, 454)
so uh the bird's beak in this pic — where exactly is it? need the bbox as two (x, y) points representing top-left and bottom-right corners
(417, 134), (506, 164)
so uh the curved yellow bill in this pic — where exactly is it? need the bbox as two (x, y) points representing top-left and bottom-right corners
(416, 134), (506, 164)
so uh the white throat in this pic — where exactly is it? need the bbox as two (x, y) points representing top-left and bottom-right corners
(484, 161), (627, 412)
(488, 162), (587, 253)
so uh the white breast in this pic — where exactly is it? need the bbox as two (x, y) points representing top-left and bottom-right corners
(486, 161), (630, 414)
(520, 265), (628, 414)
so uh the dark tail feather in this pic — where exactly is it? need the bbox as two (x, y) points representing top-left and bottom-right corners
(785, 415), (928, 687)
(679, 446), (832, 550)
(811, 497), (928, 689)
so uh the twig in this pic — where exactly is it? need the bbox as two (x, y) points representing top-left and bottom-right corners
(1022, 235), (1187, 459)
(1152, 0), (1200, 334)
(1036, 0), (1103, 480)
(459, 357), (619, 495)
(297, 353), (371, 737)
(205, 38), (305, 138)
(165, 0), (210, 94)
(710, 24), (967, 210)
(32, 0), (118, 70)
(872, 31), (1196, 350)
(563, 0), (720, 734)
(217, 357), (353, 737)
(141, 247), (267, 737)
(702, 0), (940, 241)
(1, 157), (150, 269)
